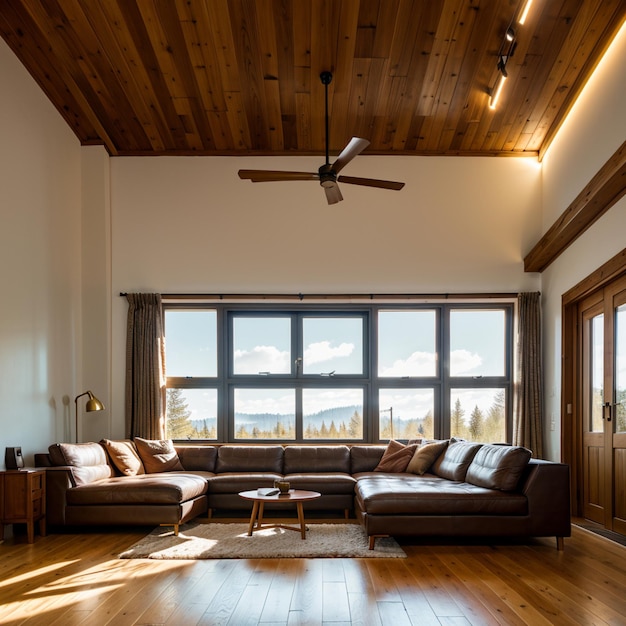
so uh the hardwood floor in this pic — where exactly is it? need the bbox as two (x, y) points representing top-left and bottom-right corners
(1, 522), (625, 625)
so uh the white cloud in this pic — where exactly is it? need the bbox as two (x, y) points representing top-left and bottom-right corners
(450, 349), (483, 375)
(304, 341), (354, 365)
(234, 345), (290, 374)
(380, 351), (436, 376)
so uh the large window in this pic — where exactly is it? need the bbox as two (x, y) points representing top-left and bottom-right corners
(164, 302), (513, 443)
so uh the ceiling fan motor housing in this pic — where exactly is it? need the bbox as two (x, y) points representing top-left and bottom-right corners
(318, 163), (337, 188)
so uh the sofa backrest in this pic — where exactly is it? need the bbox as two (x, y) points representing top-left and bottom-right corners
(349, 445), (387, 473)
(283, 445), (350, 473)
(215, 445), (283, 473)
(431, 440), (482, 481)
(48, 442), (113, 486)
(175, 445), (218, 472)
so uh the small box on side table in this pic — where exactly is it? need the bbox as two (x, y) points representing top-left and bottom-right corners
(0, 469), (46, 543)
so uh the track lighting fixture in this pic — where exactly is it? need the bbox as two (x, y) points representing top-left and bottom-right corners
(488, 19), (518, 110)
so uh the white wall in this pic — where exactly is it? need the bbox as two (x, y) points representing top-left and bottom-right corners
(80, 146), (112, 443)
(109, 154), (543, 436)
(540, 23), (626, 460)
(0, 40), (82, 466)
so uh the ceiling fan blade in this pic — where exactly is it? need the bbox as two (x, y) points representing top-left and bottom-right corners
(238, 170), (318, 182)
(338, 175), (405, 190)
(324, 183), (343, 205)
(331, 137), (370, 174)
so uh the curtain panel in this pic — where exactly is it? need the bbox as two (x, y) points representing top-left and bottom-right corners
(124, 293), (166, 439)
(513, 291), (544, 457)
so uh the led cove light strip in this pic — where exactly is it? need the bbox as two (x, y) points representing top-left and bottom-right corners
(518, 0), (533, 25)
(489, 74), (507, 109)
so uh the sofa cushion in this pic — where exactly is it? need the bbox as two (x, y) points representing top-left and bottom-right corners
(215, 445), (283, 473)
(66, 473), (208, 505)
(134, 438), (184, 473)
(207, 472), (283, 493)
(283, 445), (350, 473)
(374, 441), (418, 472)
(406, 440), (449, 475)
(355, 475), (528, 516)
(282, 473), (356, 494)
(431, 441), (482, 481)
(48, 442), (113, 486)
(465, 444), (532, 491)
(101, 439), (145, 476)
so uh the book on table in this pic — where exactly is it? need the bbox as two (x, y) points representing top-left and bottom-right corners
(257, 487), (279, 496)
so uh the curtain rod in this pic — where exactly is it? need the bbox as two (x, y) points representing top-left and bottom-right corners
(120, 292), (519, 300)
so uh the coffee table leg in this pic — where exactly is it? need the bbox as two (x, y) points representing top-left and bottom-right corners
(297, 502), (306, 539)
(257, 502), (265, 529)
(247, 501), (259, 536)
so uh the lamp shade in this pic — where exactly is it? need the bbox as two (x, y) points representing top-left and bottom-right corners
(85, 392), (105, 412)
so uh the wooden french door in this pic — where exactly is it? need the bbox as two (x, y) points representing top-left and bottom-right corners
(580, 274), (626, 534)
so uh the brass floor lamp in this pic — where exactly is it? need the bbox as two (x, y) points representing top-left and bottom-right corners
(74, 390), (104, 443)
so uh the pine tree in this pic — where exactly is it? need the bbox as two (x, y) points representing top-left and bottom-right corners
(450, 398), (466, 438)
(469, 405), (484, 441)
(320, 420), (329, 437)
(485, 390), (506, 442)
(348, 411), (363, 438)
(421, 410), (434, 439)
(166, 388), (194, 439)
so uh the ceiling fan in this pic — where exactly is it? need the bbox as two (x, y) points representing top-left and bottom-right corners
(238, 71), (405, 205)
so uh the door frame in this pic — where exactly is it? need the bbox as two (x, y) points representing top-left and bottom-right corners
(562, 248), (626, 515)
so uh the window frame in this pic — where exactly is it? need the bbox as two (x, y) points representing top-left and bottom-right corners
(164, 300), (514, 444)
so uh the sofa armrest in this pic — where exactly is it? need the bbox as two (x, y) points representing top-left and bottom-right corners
(522, 459), (571, 537)
(42, 467), (75, 526)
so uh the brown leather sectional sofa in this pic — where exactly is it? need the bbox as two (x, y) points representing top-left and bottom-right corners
(36, 439), (571, 549)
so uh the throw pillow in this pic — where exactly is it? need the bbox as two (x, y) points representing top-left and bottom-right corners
(374, 440), (418, 472)
(134, 437), (184, 473)
(101, 439), (145, 476)
(406, 440), (449, 475)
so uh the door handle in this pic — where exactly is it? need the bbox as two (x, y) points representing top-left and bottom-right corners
(603, 402), (612, 422)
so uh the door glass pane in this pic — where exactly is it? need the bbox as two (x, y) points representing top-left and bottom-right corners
(378, 389), (434, 440)
(302, 317), (363, 375)
(616, 304), (626, 433)
(450, 388), (506, 442)
(233, 317), (291, 375)
(378, 310), (436, 376)
(590, 314), (604, 432)
(233, 388), (295, 439)
(450, 310), (505, 376)
(165, 310), (217, 377)
(166, 388), (217, 440)
(302, 389), (363, 439)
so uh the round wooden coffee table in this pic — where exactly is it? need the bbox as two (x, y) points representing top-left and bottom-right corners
(239, 489), (321, 539)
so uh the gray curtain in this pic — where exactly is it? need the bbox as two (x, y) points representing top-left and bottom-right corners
(513, 291), (543, 457)
(124, 293), (166, 439)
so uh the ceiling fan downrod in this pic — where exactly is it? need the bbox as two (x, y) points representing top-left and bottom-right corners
(320, 71), (333, 167)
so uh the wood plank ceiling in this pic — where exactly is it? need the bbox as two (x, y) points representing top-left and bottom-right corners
(0, 0), (624, 159)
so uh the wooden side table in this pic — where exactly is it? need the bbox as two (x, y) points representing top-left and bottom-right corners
(0, 469), (46, 543)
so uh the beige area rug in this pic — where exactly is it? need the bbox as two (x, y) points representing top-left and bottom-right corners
(119, 522), (406, 559)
